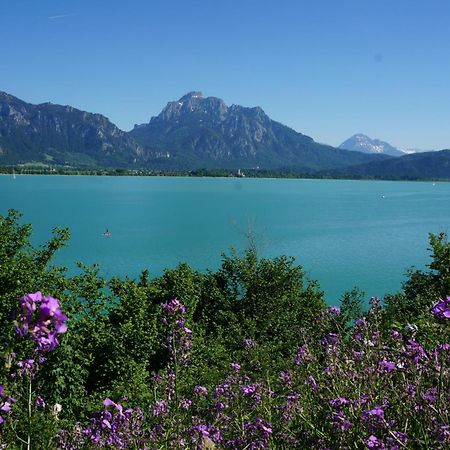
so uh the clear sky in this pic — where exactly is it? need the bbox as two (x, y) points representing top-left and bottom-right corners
(1, 0), (450, 150)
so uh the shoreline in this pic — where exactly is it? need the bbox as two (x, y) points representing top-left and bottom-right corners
(1, 167), (449, 183)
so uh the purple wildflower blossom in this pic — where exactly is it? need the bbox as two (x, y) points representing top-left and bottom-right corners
(152, 400), (168, 417)
(15, 292), (67, 352)
(294, 344), (312, 365)
(74, 402), (146, 448)
(194, 385), (208, 397)
(16, 359), (36, 378)
(243, 338), (255, 348)
(230, 362), (241, 372)
(0, 385), (16, 427)
(386, 431), (408, 449)
(404, 339), (427, 366)
(421, 387), (438, 403)
(431, 296), (450, 320)
(330, 397), (350, 409)
(161, 298), (192, 367)
(162, 298), (186, 315)
(437, 425), (450, 442)
(179, 398), (192, 410)
(279, 371), (291, 386)
(390, 329), (402, 341)
(328, 306), (341, 316)
(366, 434), (385, 449)
(379, 359), (396, 373)
(332, 411), (352, 431)
(35, 396), (45, 409)
(241, 383), (262, 403)
(243, 417), (272, 449)
(307, 374), (318, 390)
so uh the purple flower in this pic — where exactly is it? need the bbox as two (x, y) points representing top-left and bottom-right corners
(161, 298), (192, 367)
(431, 296), (450, 319)
(190, 423), (222, 446)
(421, 387), (438, 403)
(243, 417), (272, 447)
(241, 383), (262, 403)
(365, 406), (384, 419)
(162, 298), (186, 315)
(152, 400), (168, 417)
(328, 306), (341, 316)
(330, 397), (350, 409)
(437, 425), (450, 442)
(379, 360), (396, 373)
(179, 398), (192, 410)
(15, 292), (67, 353)
(366, 434), (385, 449)
(404, 338), (427, 366)
(294, 344), (312, 365)
(16, 359), (36, 378)
(434, 343), (450, 354)
(307, 374), (318, 390)
(243, 338), (255, 348)
(279, 371), (292, 386)
(386, 431), (408, 448)
(230, 362), (241, 372)
(0, 402), (11, 412)
(390, 329), (402, 341)
(194, 385), (208, 397)
(103, 398), (123, 415)
(363, 406), (387, 431)
(0, 385), (15, 426)
(332, 411), (352, 431)
(321, 333), (340, 349)
(35, 396), (45, 409)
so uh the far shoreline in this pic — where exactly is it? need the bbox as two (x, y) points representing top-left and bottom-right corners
(1, 167), (449, 183)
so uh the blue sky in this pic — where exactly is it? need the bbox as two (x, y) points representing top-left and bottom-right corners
(1, 0), (450, 149)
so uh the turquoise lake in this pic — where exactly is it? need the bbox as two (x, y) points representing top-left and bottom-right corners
(1, 175), (450, 304)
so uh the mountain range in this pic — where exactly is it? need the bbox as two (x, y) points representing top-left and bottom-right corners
(0, 90), (449, 179)
(0, 91), (387, 171)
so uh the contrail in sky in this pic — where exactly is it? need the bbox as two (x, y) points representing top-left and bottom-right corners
(47, 13), (77, 20)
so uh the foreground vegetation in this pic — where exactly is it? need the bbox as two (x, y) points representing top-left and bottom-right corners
(1, 209), (450, 448)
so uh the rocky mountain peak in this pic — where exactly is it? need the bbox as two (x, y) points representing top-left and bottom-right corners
(339, 134), (405, 157)
(180, 91), (204, 101)
(151, 92), (228, 124)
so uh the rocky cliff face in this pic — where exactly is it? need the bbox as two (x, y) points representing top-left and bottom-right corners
(130, 92), (385, 170)
(0, 92), (145, 167)
(132, 92), (275, 162)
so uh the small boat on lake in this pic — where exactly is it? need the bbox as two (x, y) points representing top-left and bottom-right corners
(103, 228), (112, 237)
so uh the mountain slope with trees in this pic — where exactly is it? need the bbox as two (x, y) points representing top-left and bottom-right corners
(130, 92), (389, 171)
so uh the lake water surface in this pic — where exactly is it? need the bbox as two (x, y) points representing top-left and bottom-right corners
(1, 175), (449, 304)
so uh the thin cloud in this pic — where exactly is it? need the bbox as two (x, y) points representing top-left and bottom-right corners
(47, 13), (77, 20)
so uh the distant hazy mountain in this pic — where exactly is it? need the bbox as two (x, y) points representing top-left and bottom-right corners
(0, 91), (146, 167)
(328, 149), (450, 179)
(339, 134), (405, 157)
(130, 92), (387, 171)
